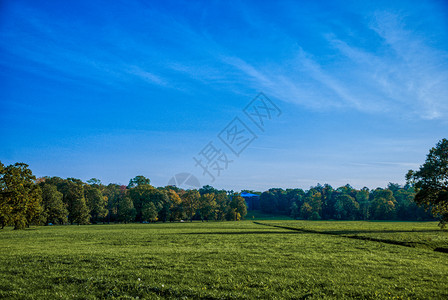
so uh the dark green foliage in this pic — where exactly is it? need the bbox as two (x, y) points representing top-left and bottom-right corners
(127, 175), (151, 188)
(40, 184), (68, 225)
(182, 190), (200, 222)
(3, 147), (445, 228)
(58, 178), (90, 225)
(335, 195), (359, 220)
(198, 193), (216, 221)
(229, 193), (247, 220)
(142, 202), (158, 222)
(128, 185), (156, 222)
(215, 192), (230, 221)
(407, 138), (448, 228)
(290, 202), (300, 219)
(0, 162), (43, 229)
(85, 185), (108, 223)
(118, 197), (136, 223)
(260, 191), (277, 213)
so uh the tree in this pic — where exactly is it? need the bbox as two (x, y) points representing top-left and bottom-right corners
(370, 197), (395, 220)
(407, 138), (448, 228)
(118, 196), (136, 223)
(166, 189), (184, 221)
(182, 190), (200, 221)
(369, 188), (396, 220)
(85, 185), (108, 223)
(199, 185), (218, 196)
(215, 192), (230, 221)
(305, 191), (322, 218)
(128, 184), (155, 222)
(142, 202), (158, 222)
(355, 188), (370, 220)
(229, 193), (247, 221)
(0, 162), (43, 229)
(309, 211), (321, 220)
(157, 191), (172, 223)
(58, 178), (90, 225)
(320, 184), (334, 219)
(40, 184), (68, 225)
(290, 202), (300, 219)
(104, 184), (125, 222)
(86, 178), (103, 188)
(127, 175), (151, 188)
(260, 191), (277, 213)
(300, 202), (313, 220)
(335, 195), (360, 220)
(198, 193), (217, 221)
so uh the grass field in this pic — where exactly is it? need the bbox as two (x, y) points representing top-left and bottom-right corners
(1, 221), (447, 299)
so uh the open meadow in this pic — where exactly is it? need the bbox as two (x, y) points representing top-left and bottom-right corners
(1, 221), (447, 299)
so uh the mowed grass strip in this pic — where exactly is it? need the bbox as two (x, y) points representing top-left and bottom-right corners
(0, 221), (447, 299)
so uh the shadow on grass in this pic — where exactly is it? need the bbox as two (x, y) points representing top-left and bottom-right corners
(254, 222), (448, 253)
(316, 229), (443, 235)
(183, 231), (302, 235)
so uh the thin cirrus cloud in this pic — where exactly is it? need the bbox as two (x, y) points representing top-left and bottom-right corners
(2, 2), (446, 121)
(213, 10), (448, 120)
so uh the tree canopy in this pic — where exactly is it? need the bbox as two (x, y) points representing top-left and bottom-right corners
(3, 143), (447, 230)
(407, 138), (448, 228)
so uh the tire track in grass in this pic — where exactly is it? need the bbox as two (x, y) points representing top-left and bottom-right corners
(253, 222), (448, 254)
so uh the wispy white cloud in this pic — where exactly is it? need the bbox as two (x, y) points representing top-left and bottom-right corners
(2, 1), (447, 121)
(211, 9), (448, 120)
(125, 65), (167, 86)
(368, 11), (448, 119)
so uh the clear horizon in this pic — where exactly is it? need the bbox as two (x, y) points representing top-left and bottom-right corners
(1, 0), (447, 191)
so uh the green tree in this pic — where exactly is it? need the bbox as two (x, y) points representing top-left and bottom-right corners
(290, 202), (300, 219)
(230, 193), (247, 221)
(260, 191), (277, 213)
(199, 185), (218, 196)
(300, 202), (313, 220)
(355, 188), (370, 220)
(305, 191), (323, 218)
(0, 162), (43, 229)
(198, 193), (217, 221)
(142, 202), (158, 222)
(215, 192), (230, 221)
(128, 184), (155, 222)
(320, 184), (334, 219)
(166, 189), (184, 221)
(370, 188), (396, 220)
(127, 175), (151, 188)
(86, 178), (102, 187)
(118, 196), (136, 223)
(182, 190), (200, 221)
(370, 197), (396, 220)
(59, 178), (90, 225)
(40, 183), (68, 225)
(85, 185), (108, 223)
(335, 194), (360, 220)
(310, 211), (321, 220)
(406, 138), (448, 228)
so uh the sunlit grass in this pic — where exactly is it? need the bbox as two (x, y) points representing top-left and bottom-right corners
(1, 221), (447, 299)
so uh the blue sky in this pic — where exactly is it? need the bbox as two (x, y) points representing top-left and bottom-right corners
(1, 0), (447, 191)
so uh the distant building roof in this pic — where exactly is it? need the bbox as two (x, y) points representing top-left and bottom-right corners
(241, 192), (259, 197)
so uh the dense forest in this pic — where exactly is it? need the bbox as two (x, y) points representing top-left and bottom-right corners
(0, 160), (435, 229)
(255, 183), (433, 221)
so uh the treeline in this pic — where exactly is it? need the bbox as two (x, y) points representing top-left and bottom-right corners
(0, 161), (434, 230)
(257, 183), (434, 221)
(0, 162), (247, 229)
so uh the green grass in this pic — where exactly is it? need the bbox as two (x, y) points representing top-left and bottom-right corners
(245, 210), (294, 220)
(1, 221), (447, 299)
(259, 220), (448, 252)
